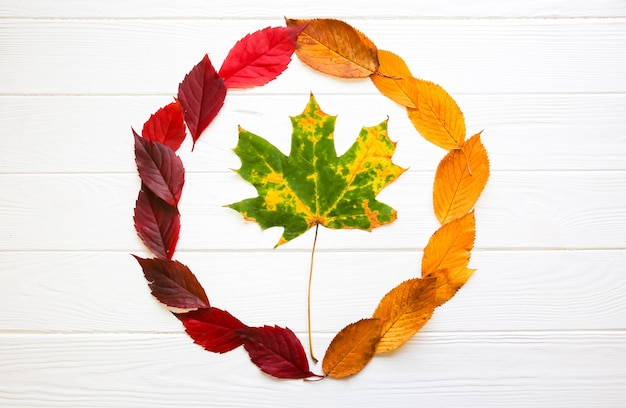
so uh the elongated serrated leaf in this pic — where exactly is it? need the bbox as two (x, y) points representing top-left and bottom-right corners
(228, 94), (405, 246)
(237, 325), (320, 379)
(322, 318), (383, 379)
(370, 50), (418, 108)
(133, 130), (184, 206)
(372, 278), (436, 354)
(434, 132), (490, 225)
(177, 54), (226, 147)
(422, 211), (476, 306)
(219, 25), (305, 89)
(177, 307), (247, 354)
(141, 101), (186, 151)
(286, 18), (379, 78)
(407, 79), (466, 150)
(133, 256), (209, 310)
(133, 184), (180, 259)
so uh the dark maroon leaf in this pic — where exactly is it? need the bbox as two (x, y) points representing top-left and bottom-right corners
(177, 307), (247, 354)
(141, 100), (186, 151)
(237, 325), (320, 379)
(133, 184), (180, 259)
(133, 130), (184, 206)
(218, 25), (306, 89)
(177, 54), (227, 147)
(133, 256), (209, 309)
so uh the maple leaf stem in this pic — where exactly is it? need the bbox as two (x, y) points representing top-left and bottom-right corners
(308, 222), (320, 364)
(459, 146), (473, 176)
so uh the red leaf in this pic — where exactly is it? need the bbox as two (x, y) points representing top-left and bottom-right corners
(133, 184), (180, 259)
(218, 25), (305, 89)
(237, 325), (320, 379)
(177, 307), (247, 353)
(177, 54), (226, 147)
(133, 130), (184, 206)
(133, 256), (209, 310)
(141, 101), (186, 152)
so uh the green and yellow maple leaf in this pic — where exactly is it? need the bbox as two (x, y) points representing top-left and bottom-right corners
(228, 94), (405, 247)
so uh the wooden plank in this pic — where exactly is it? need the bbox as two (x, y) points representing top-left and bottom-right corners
(2, 93), (626, 174)
(2, 0), (625, 18)
(1, 19), (625, 95)
(0, 331), (624, 407)
(0, 171), (624, 251)
(0, 250), (624, 334)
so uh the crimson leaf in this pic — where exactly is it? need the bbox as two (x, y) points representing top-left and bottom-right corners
(218, 25), (306, 89)
(177, 54), (227, 147)
(133, 256), (209, 309)
(177, 307), (247, 354)
(133, 184), (180, 259)
(133, 130), (184, 206)
(141, 101), (186, 152)
(237, 325), (320, 379)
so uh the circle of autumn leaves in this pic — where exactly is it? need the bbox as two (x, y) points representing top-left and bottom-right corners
(132, 18), (490, 380)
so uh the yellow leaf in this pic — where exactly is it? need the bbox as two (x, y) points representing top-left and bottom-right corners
(372, 278), (436, 354)
(406, 79), (465, 149)
(433, 132), (490, 225)
(285, 18), (379, 78)
(370, 50), (418, 108)
(422, 211), (476, 306)
(322, 318), (383, 378)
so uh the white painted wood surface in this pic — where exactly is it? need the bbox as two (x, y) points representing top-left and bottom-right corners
(1, 1), (625, 406)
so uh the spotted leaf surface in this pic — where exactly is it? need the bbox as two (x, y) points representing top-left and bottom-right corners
(228, 94), (405, 246)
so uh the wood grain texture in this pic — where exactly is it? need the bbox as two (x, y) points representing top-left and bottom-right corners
(2, 94), (626, 174)
(0, 332), (624, 407)
(1, 19), (625, 95)
(0, 1), (625, 406)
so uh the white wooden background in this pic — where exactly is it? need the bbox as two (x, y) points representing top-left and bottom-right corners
(1, 1), (625, 406)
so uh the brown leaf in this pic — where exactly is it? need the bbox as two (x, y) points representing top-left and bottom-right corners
(370, 50), (418, 108)
(406, 79), (465, 149)
(433, 132), (490, 225)
(322, 318), (383, 378)
(285, 18), (379, 78)
(422, 211), (476, 306)
(372, 278), (436, 354)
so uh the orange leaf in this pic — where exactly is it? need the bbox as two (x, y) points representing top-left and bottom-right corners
(322, 318), (383, 378)
(370, 50), (418, 108)
(406, 79), (465, 149)
(285, 18), (379, 78)
(422, 211), (476, 306)
(433, 132), (490, 225)
(372, 278), (436, 354)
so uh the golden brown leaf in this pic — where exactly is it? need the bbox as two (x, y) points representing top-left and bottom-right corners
(370, 50), (418, 108)
(422, 211), (476, 306)
(285, 18), (379, 78)
(433, 132), (490, 225)
(406, 79), (465, 149)
(372, 278), (436, 354)
(322, 318), (383, 378)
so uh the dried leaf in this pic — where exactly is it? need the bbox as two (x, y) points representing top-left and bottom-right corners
(133, 256), (209, 310)
(177, 54), (227, 147)
(372, 278), (436, 354)
(133, 184), (180, 259)
(141, 101), (186, 152)
(285, 18), (379, 78)
(407, 79), (465, 150)
(237, 325), (319, 379)
(177, 307), (247, 354)
(370, 50), (418, 108)
(322, 318), (383, 378)
(228, 94), (404, 247)
(433, 132), (490, 225)
(219, 25), (305, 89)
(422, 211), (476, 306)
(133, 130), (184, 206)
